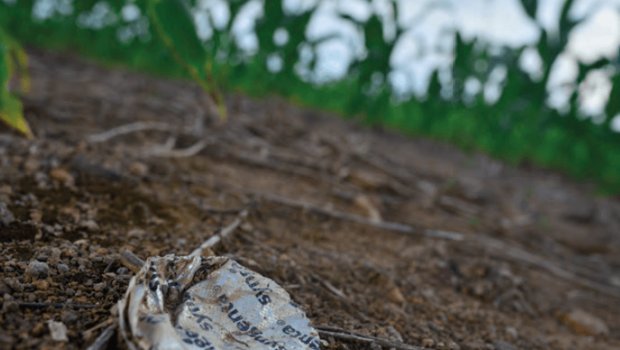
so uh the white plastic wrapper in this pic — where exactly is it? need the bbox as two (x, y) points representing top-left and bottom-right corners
(118, 253), (320, 350)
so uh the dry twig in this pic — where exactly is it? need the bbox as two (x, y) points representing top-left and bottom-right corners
(144, 139), (210, 158)
(87, 121), (172, 143)
(317, 326), (426, 350)
(254, 189), (620, 298)
(191, 209), (249, 256)
(86, 325), (116, 350)
(256, 191), (464, 241)
(120, 250), (145, 273)
(18, 302), (97, 309)
(473, 235), (620, 300)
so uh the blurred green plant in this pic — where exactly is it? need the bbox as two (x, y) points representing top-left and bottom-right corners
(147, 0), (226, 119)
(0, 28), (32, 138)
(0, 0), (619, 192)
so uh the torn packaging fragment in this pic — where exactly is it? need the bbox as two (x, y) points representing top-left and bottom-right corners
(119, 254), (320, 350)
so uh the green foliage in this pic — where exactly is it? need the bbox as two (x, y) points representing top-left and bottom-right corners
(146, 0), (226, 119)
(0, 28), (31, 138)
(0, 0), (619, 192)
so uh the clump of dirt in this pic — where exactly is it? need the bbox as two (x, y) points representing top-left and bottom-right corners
(0, 50), (619, 349)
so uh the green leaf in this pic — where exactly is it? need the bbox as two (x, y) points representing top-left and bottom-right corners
(147, 0), (226, 119)
(520, 0), (538, 19)
(0, 27), (32, 138)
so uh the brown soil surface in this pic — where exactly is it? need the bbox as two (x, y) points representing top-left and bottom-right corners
(1, 50), (620, 349)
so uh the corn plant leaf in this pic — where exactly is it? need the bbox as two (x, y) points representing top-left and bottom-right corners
(0, 27), (32, 138)
(146, 0), (226, 119)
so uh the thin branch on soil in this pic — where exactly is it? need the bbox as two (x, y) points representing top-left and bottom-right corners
(438, 195), (480, 217)
(202, 181), (619, 298)
(255, 191), (464, 241)
(120, 250), (145, 272)
(145, 139), (210, 158)
(317, 326), (426, 350)
(118, 209), (249, 273)
(253, 187), (620, 298)
(87, 121), (173, 143)
(191, 209), (249, 256)
(86, 324), (116, 350)
(219, 148), (329, 183)
(474, 235), (620, 300)
(18, 302), (97, 309)
(83, 318), (114, 339)
(206, 145), (374, 201)
(204, 206), (247, 215)
(310, 274), (348, 300)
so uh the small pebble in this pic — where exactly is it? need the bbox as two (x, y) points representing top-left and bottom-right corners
(422, 338), (435, 347)
(505, 327), (518, 339)
(32, 323), (46, 337)
(32, 280), (50, 291)
(561, 309), (609, 336)
(29, 209), (42, 224)
(47, 320), (68, 342)
(23, 158), (40, 174)
(61, 310), (78, 324)
(448, 341), (461, 350)
(1, 299), (18, 313)
(93, 282), (106, 292)
(0, 202), (15, 226)
(56, 263), (69, 273)
(80, 219), (99, 231)
(26, 261), (49, 280)
(129, 162), (148, 177)
(0, 281), (9, 295)
(49, 168), (74, 186)
(3, 278), (22, 292)
(385, 325), (403, 342)
(387, 286), (405, 304)
(0, 185), (12, 196)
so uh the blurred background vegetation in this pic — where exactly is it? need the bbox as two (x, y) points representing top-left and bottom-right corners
(0, 0), (619, 192)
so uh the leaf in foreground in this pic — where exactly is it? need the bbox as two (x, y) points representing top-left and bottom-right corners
(0, 28), (32, 138)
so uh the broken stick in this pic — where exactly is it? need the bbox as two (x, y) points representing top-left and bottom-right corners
(87, 121), (172, 143)
(317, 326), (427, 350)
(256, 191), (463, 241)
(191, 209), (249, 256)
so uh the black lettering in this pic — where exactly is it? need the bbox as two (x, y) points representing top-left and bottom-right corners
(282, 325), (295, 335)
(299, 334), (313, 344)
(227, 308), (243, 322)
(254, 335), (270, 344)
(246, 276), (259, 289)
(199, 321), (212, 331)
(237, 320), (250, 332)
(247, 327), (262, 337)
(256, 292), (271, 305)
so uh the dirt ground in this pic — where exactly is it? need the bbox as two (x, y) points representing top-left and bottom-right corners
(1, 50), (619, 349)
